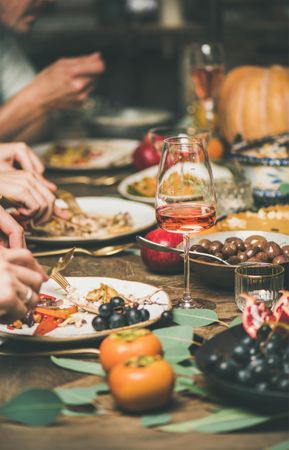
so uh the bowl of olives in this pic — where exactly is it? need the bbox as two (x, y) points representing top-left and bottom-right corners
(189, 231), (289, 290)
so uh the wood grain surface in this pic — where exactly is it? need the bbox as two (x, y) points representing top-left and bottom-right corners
(0, 171), (288, 450)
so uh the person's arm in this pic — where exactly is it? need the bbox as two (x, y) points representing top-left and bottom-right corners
(0, 53), (105, 142)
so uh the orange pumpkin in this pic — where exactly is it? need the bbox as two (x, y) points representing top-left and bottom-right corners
(218, 65), (289, 143)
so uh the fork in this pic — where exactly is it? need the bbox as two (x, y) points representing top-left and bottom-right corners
(50, 271), (71, 293)
(33, 243), (133, 258)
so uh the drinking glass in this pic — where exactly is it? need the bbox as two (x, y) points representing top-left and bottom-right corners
(148, 126), (209, 156)
(189, 42), (225, 129)
(155, 134), (216, 308)
(235, 263), (284, 311)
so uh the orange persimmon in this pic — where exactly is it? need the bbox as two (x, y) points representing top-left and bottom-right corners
(99, 329), (163, 372)
(109, 355), (175, 413)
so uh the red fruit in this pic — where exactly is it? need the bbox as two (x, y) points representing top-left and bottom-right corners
(273, 290), (289, 325)
(140, 228), (183, 274)
(241, 294), (273, 338)
(132, 142), (160, 171)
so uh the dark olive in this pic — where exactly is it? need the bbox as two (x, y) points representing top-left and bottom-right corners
(272, 255), (289, 264)
(282, 245), (289, 257)
(197, 256), (214, 262)
(225, 237), (245, 251)
(209, 240), (223, 254)
(245, 247), (259, 259)
(222, 242), (238, 258)
(263, 241), (282, 261)
(247, 257), (260, 262)
(214, 251), (224, 259)
(198, 239), (211, 252)
(227, 255), (241, 265)
(244, 235), (267, 249)
(237, 251), (248, 262)
(190, 244), (205, 253)
(255, 251), (269, 262)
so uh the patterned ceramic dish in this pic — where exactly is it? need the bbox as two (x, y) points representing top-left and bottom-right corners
(230, 132), (289, 206)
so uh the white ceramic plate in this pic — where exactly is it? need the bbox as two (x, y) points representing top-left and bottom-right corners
(0, 277), (171, 343)
(25, 196), (156, 244)
(33, 138), (139, 170)
(118, 163), (234, 204)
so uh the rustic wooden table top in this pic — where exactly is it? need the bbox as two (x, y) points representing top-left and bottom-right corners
(0, 170), (288, 450)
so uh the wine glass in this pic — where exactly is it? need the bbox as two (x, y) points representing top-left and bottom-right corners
(148, 126), (208, 156)
(155, 134), (216, 309)
(189, 42), (225, 129)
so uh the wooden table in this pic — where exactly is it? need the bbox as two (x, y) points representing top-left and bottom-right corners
(0, 173), (288, 450)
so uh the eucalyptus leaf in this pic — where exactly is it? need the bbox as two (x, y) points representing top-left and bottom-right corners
(172, 363), (200, 377)
(141, 413), (172, 428)
(229, 316), (242, 328)
(51, 356), (105, 377)
(54, 383), (108, 406)
(173, 309), (218, 328)
(267, 439), (289, 450)
(280, 183), (289, 195)
(160, 408), (285, 434)
(62, 408), (99, 417)
(174, 376), (194, 393)
(0, 389), (62, 426)
(154, 325), (193, 363)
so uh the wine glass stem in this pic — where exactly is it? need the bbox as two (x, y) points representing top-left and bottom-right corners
(183, 233), (191, 303)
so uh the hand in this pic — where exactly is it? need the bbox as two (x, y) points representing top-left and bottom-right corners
(0, 247), (48, 281)
(28, 53), (105, 111)
(0, 259), (43, 322)
(0, 142), (44, 174)
(0, 171), (56, 224)
(0, 205), (25, 248)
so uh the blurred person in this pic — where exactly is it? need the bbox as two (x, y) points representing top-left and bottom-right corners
(0, 247), (47, 321)
(0, 0), (105, 142)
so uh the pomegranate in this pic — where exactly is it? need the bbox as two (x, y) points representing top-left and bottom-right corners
(273, 290), (289, 325)
(241, 294), (273, 338)
(140, 228), (183, 274)
(132, 142), (160, 171)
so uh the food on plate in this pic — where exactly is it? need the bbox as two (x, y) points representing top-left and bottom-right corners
(28, 209), (133, 238)
(108, 355), (175, 412)
(140, 228), (183, 274)
(205, 291), (289, 394)
(5, 282), (168, 337)
(128, 171), (201, 199)
(127, 176), (156, 197)
(43, 142), (103, 167)
(218, 65), (289, 143)
(191, 234), (289, 265)
(99, 329), (163, 372)
(215, 205), (289, 235)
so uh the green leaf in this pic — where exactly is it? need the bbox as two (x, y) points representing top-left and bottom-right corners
(54, 382), (109, 406)
(280, 183), (289, 195)
(141, 413), (172, 428)
(268, 439), (289, 450)
(229, 315), (242, 328)
(174, 376), (194, 393)
(173, 309), (218, 328)
(51, 356), (105, 377)
(154, 325), (193, 363)
(0, 388), (62, 426)
(172, 362), (200, 377)
(160, 408), (284, 434)
(62, 408), (99, 417)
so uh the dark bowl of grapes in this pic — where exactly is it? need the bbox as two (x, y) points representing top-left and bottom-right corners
(189, 230), (289, 290)
(196, 294), (289, 412)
